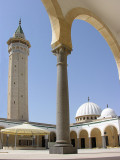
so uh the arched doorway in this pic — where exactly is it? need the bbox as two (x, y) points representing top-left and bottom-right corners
(50, 132), (56, 142)
(79, 129), (89, 149)
(91, 128), (102, 148)
(104, 125), (118, 147)
(70, 131), (77, 147)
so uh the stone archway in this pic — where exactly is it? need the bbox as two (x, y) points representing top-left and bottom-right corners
(42, 1), (120, 78)
(70, 131), (77, 148)
(65, 8), (120, 79)
(104, 125), (118, 147)
(79, 129), (89, 149)
(90, 128), (102, 148)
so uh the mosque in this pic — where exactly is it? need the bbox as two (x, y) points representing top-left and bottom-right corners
(0, 0), (120, 154)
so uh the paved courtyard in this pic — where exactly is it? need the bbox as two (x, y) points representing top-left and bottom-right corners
(0, 148), (120, 160)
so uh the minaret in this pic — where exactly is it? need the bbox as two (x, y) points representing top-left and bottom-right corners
(7, 19), (31, 121)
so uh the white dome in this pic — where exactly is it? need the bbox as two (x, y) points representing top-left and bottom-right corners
(101, 108), (117, 118)
(76, 102), (102, 117)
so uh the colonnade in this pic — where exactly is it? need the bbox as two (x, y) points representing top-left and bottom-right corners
(70, 126), (119, 149)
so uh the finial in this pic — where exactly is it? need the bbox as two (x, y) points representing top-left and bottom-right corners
(88, 97), (90, 102)
(107, 104), (108, 108)
(19, 18), (21, 26)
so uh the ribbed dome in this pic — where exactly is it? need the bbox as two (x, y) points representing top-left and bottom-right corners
(76, 102), (102, 117)
(101, 108), (117, 118)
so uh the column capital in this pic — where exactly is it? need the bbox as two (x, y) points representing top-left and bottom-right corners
(52, 44), (72, 56)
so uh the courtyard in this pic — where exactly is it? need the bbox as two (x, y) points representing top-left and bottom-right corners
(0, 148), (120, 159)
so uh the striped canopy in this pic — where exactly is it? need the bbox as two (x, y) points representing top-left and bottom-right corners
(1, 122), (50, 136)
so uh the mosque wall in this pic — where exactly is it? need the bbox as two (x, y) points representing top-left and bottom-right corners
(0, 117), (120, 149)
(70, 118), (120, 148)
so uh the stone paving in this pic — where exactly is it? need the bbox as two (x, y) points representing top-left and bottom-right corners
(0, 148), (120, 159)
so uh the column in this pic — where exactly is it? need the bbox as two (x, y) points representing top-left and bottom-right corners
(45, 135), (48, 149)
(0, 133), (3, 149)
(102, 136), (106, 148)
(55, 46), (70, 146)
(89, 137), (91, 148)
(49, 45), (77, 154)
(77, 138), (80, 149)
(37, 136), (39, 147)
(118, 134), (120, 146)
(33, 135), (35, 147)
(6, 134), (9, 147)
(15, 135), (17, 149)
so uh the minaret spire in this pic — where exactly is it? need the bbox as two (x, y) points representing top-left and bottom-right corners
(19, 18), (21, 26)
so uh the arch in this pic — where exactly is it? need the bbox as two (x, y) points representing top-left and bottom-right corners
(79, 129), (89, 149)
(42, 1), (120, 79)
(41, 0), (68, 49)
(104, 124), (119, 134)
(0, 126), (5, 129)
(65, 7), (120, 79)
(90, 128), (102, 148)
(70, 131), (77, 148)
(90, 127), (102, 136)
(50, 131), (56, 142)
(104, 125), (119, 147)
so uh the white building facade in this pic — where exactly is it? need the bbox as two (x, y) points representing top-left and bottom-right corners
(0, 101), (120, 149)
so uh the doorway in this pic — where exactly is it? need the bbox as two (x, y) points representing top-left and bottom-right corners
(42, 136), (45, 147)
(105, 136), (109, 146)
(81, 138), (85, 148)
(71, 139), (75, 147)
(92, 137), (96, 148)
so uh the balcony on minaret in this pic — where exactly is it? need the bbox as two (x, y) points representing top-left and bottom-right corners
(7, 19), (31, 49)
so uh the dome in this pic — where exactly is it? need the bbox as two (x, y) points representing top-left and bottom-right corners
(100, 108), (117, 118)
(76, 102), (102, 118)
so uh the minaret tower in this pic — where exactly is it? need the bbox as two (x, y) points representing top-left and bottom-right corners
(7, 19), (31, 121)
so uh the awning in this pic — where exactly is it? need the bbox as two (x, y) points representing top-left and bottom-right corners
(1, 122), (50, 136)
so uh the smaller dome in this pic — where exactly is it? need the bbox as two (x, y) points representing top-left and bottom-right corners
(101, 108), (117, 118)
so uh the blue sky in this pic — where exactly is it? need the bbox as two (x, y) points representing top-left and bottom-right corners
(0, 0), (120, 124)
